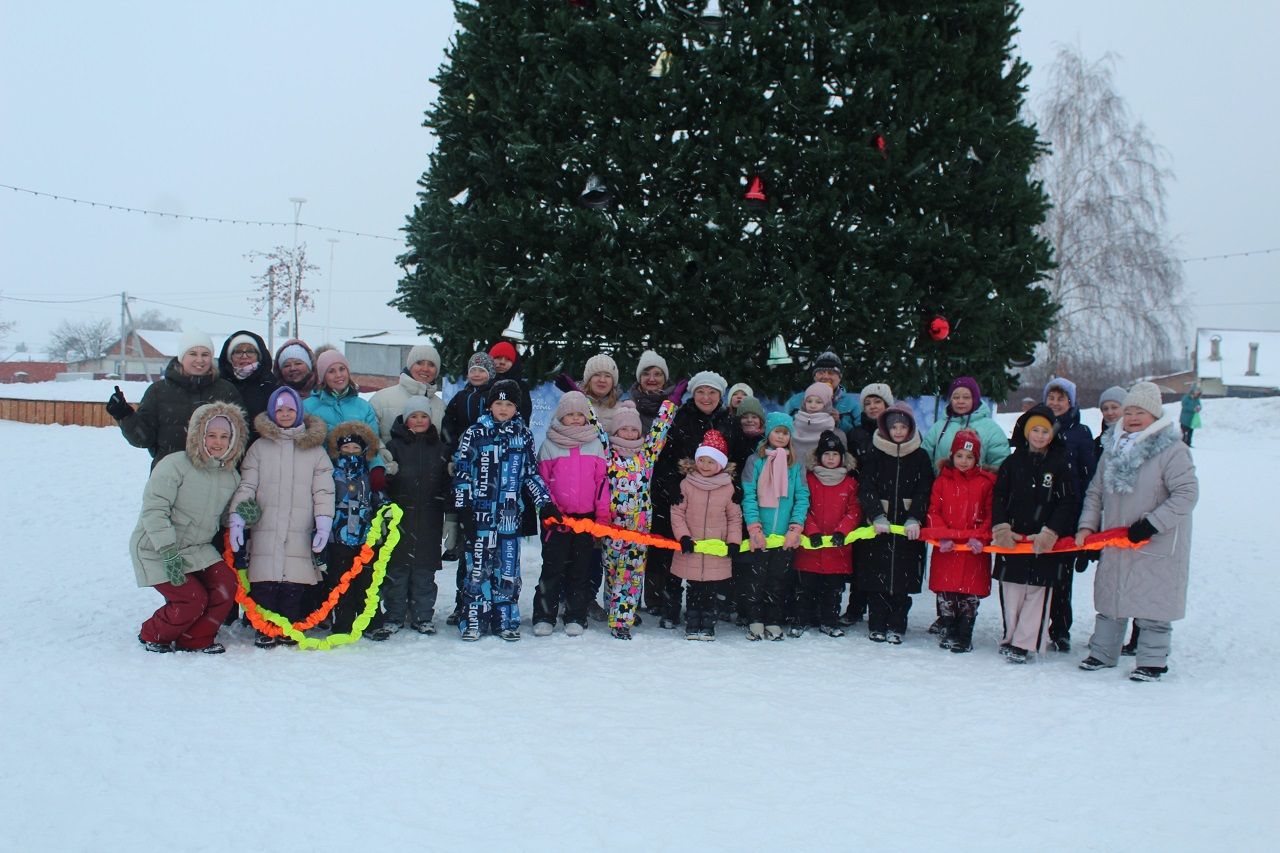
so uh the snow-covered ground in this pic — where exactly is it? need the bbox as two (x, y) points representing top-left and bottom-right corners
(2, 398), (1276, 851)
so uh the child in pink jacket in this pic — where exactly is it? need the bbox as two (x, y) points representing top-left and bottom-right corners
(671, 430), (742, 641)
(532, 392), (611, 636)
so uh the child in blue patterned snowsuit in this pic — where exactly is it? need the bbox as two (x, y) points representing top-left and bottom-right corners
(452, 379), (557, 641)
(325, 420), (384, 635)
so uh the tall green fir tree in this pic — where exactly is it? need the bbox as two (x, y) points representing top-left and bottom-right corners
(396, 0), (1055, 397)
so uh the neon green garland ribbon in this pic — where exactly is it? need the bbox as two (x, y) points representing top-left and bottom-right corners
(236, 502), (403, 650)
(692, 523), (907, 557)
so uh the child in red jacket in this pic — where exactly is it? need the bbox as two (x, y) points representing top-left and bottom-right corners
(533, 391), (611, 636)
(926, 429), (996, 653)
(794, 431), (861, 637)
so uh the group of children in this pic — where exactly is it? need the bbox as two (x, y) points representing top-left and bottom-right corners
(130, 341), (1198, 681)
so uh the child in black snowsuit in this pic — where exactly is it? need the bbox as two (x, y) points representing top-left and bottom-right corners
(325, 421), (384, 635)
(370, 396), (449, 639)
(990, 405), (1079, 663)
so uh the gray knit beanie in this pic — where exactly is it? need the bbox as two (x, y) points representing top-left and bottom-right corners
(1122, 382), (1164, 419)
(1098, 385), (1127, 408)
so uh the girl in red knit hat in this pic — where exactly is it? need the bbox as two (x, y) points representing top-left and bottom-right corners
(925, 429), (996, 653)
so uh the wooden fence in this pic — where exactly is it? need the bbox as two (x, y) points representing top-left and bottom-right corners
(0, 398), (114, 427)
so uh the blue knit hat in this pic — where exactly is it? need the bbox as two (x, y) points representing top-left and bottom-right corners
(1043, 376), (1078, 408)
(764, 411), (793, 435)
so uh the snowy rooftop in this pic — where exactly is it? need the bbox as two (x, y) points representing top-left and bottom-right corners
(124, 330), (231, 358)
(1195, 327), (1280, 389)
(0, 349), (56, 362)
(344, 332), (440, 348)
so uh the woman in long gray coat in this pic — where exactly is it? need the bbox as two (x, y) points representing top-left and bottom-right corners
(131, 401), (248, 653)
(229, 386), (335, 647)
(1075, 382), (1198, 681)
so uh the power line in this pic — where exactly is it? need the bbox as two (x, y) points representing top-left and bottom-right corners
(129, 296), (415, 334)
(0, 182), (400, 242)
(0, 294), (117, 305)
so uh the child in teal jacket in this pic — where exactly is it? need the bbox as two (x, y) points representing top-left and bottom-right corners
(740, 411), (811, 641)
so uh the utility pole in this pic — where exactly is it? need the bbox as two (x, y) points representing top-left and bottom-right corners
(118, 291), (127, 376)
(289, 196), (307, 339)
(325, 237), (339, 347)
(266, 266), (277, 353)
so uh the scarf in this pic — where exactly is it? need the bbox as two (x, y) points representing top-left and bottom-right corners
(1104, 415), (1177, 494)
(546, 420), (600, 449)
(871, 430), (922, 458)
(685, 470), (732, 491)
(610, 432), (644, 458)
(233, 361), (260, 380)
(628, 383), (667, 419)
(792, 410), (835, 452)
(755, 447), (791, 508)
(811, 465), (848, 487)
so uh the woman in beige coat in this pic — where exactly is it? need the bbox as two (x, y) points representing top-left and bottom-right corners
(229, 386), (335, 647)
(131, 401), (247, 654)
(670, 429), (742, 641)
(1076, 382), (1198, 682)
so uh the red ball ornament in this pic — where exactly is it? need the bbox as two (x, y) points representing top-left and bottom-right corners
(928, 316), (950, 341)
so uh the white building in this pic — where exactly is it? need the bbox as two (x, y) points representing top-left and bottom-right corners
(1195, 328), (1279, 397)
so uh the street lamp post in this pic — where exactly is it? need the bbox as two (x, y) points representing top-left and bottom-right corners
(288, 196), (307, 339)
(326, 237), (339, 347)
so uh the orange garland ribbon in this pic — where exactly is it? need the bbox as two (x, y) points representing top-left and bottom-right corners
(224, 531), (375, 637)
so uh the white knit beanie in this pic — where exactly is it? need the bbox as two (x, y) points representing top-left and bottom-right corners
(1123, 381), (1165, 419)
(727, 382), (753, 401)
(406, 343), (441, 369)
(688, 370), (727, 397)
(634, 350), (669, 382)
(177, 328), (214, 358)
(583, 353), (619, 385)
(226, 333), (259, 357)
(860, 382), (895, 406)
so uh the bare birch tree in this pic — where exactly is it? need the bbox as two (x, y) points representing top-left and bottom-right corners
(49, 318), (114, 362)
(246, 245), (318, 341)
(1032, 46), (1190, 382)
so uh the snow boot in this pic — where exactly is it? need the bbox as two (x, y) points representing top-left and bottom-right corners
(412, 620), (436, 635)
(659, 616), (680, 630)
(499, 628), (521, 642)
(138, 635), (174, 653)
(1050, 636), (1071, 653)
(446, 609), (461, 627)
(533, 622), (554, 637)
(948, 616), (975, 654)
(927, 617), (945, 635)
(460, 623), (481, 642)
(1130, 665), (1167, 682)
(885, 631), (903, 645)
(588, 600), (607, 623)
(746, 622), (765, 641)
(934, 616), (955, 647)
(699, 620), (716, 641)
(177, 643), (226, 655)
(1079, 656), (1115, 671)
(1006, 646), (1029, 664)
(564, 622), (585, 637)
(788, 623), (806, 638)
(868, 630), (887, 643)
(254, 632), (277, 649)
(685, 609), (702, 641)
(611, 625), (632, 640)
(764, 624), (785, 641)
(819, 625), (846, 638)
(368, 621), (401, 642)
(1121, 624), (1140, 656)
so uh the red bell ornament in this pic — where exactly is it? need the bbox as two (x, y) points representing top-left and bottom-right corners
(928, 316), (950, 341)
(743, 175), (767, 208)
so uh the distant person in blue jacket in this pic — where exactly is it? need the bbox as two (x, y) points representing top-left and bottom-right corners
(1180, 386), (1202, 447)
(783, 351), (861, 432)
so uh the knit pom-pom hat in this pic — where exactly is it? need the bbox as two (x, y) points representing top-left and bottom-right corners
(695, 429), (730, 469)
(634, 350), (668, 382)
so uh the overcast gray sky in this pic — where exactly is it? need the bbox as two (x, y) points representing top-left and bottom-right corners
(3, 1), (1276, 357)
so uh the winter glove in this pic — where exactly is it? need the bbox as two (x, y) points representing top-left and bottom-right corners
(991, 523), (1016, 550)
(872, 516), (891, 535)
(807, 534), (825, 549)
(679, 536), (695, 554)
(312, 516), (332, 552)
(666, 377), (689, 404)
(553, 373), (581, 393)
(783, 525), (803, 550)
(1127, 517), (1158, 544)
(159, 545), (190, 587)
(459, 509), (477, 541)
(539, 504), (562, 526)
(1032, 526), (1059, 555)
(228, 513), (246, 552)
(369, 468), (388, 493)
(967, 538), (984, 555)
(903, 520), (921, 541)
(937, 539), (955, 553)
(106, 386), (134, 420)
(747, 524), (767, 552)
(234, 499), (262, 526)
(1075, 528), (1095, 548)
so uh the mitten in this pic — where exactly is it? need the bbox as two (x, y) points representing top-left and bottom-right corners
(937, 539), (954, 553)
(783, 525), (803, 550)
(747, 524), (767, 551)
(369, 468), (388, 492)
(160, 545), (190, 586)
(553, 373), (580, 393)
(228, 513), (246, 552)
(967, 538), (984, 554)
(667, 378), (689, 403)
(106, 386), (134, 420)
(991, 523), (1016, 550)
(1032, 526), (1059, 555)
(903, 519), (921, 541)
(312, 516), (332, 552)
(872, 516), (891, 535)
(234, 499), (262, 526)
(539, 504), (562, 525)
(1127, 517), (1157, 543)
(679, 536), (695, 554)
